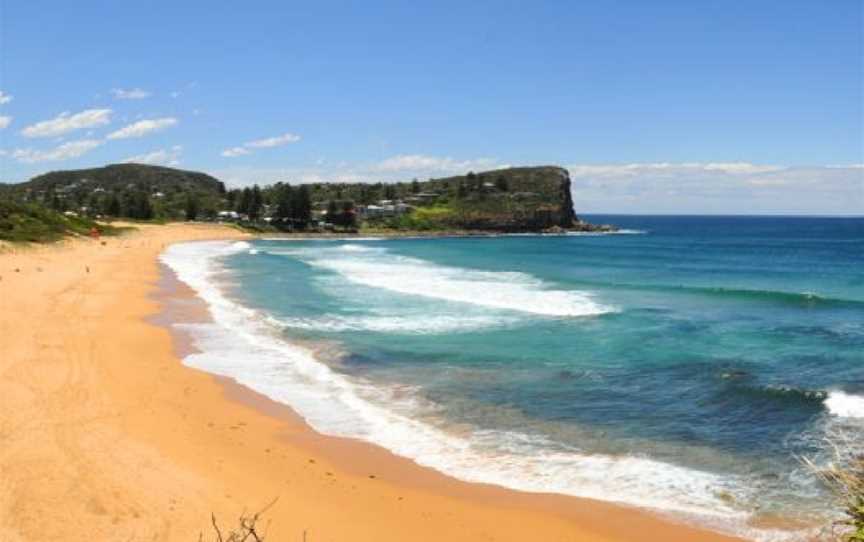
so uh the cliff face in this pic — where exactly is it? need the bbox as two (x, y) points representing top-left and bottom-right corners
(417, 166), (583, 232)
(558, 169), (578, 227)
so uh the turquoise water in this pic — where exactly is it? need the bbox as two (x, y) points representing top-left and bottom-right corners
(163, 216), (864, 540)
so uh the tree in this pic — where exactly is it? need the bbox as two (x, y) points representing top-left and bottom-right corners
(457, 181), (467, 198)
(236, 188), (252, 216)
(275, 184), (294, 222)
(185, 193), (199, 221)
(326, 200), (338, 222)
(411, 178), (420, 193)
(49, 191), (64, 211)
(126, 191), (153, 220)
(291, 185), (312, 226)
(495, 176), (509, 191)
(249, 185), (263, 220)
(338, 200), (356, 228)
(226, 189), (238, 208)
(106, 193), (121, 217)
(138, 192), (154, 220)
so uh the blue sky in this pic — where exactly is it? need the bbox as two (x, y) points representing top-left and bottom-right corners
(0, 0), (861, 214)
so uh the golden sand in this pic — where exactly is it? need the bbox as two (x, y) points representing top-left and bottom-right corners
(0, 223), (741, 541)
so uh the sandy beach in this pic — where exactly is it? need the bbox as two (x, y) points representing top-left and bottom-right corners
(0, 223), (742, 542)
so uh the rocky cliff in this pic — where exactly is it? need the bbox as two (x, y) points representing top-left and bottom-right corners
(369, 165), (609, 232)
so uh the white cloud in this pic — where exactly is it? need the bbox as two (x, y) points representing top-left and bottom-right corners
(107, 117), (178, 140)
(170, 91), (181, 99)
(375, 154), (502, 175)
(11, 139), (103, 163)
(0, 116), (11, 129)
(0, 91), (12, 105)
(211, 155), (505, 186)
(124, 145), (182, 166)
(246, 133), (301, 148)
(566, 162), (785, 179)
(111, 88), (151, 100)
(221, 132), (301, 158)
(21, 108), (112, 138)
(566, 162), (864, 215)
(221, 146), (250, 158)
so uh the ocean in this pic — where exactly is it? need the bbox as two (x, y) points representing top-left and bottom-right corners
(161, 215), (864, 541)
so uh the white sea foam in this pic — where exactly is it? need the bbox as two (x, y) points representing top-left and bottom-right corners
(335, 243), (379, 252)
(825, 391), (864, 418)
(160, 240), (814, 542)
(273, 314), (517, 334)
(260, 236), (385, 241)
(269, 244), (612, 318)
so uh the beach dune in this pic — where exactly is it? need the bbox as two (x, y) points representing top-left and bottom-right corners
(0, 224), (740, 541)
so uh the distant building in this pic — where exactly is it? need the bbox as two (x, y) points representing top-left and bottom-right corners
(362, 204), (390, 218)
(217, 210), (241, 221)
(361, 202), (412, 218)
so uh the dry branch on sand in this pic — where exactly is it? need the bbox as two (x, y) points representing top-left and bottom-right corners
(200, 499), (279, 542)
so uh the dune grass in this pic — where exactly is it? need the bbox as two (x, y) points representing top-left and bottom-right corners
(804, 438), (864, 541)
(0, 200), (129, 243)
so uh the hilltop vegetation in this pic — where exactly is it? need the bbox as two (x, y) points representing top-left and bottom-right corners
(1, 163), (610, 237)
(4, 163), (226, 221)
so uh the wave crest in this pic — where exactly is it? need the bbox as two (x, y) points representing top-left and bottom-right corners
(273, 244), (613, 318)
(825, 391), (864, 418)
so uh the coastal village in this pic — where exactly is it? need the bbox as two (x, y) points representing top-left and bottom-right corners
(2, 164), (605, 234)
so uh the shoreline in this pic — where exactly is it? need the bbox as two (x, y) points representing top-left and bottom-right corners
(1, 224), (744, 541)
(242, 226), (626, 240)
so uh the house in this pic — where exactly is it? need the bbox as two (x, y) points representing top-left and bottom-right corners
(362, 204), (391, 218)
(357, 200), (413, 218)
(217, 210), (241, 221)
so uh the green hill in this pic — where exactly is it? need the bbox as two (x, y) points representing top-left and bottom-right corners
(4, 164), (226, 220)
(21, 163), (225, 194)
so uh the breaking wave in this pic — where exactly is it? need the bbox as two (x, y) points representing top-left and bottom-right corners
(265, 244), (613, 318)
(825, 391), (864, 419)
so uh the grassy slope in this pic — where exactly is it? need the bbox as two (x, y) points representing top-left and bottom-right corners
(0, 200), (128, 243)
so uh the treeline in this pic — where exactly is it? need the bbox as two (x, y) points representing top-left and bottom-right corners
(223, 183), (355, 229)
(39, 188), (157, 219)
